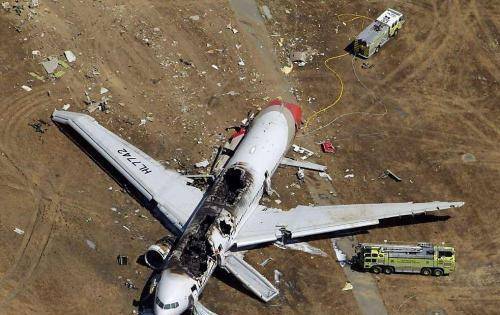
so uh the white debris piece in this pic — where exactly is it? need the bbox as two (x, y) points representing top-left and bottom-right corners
(319, 172), (333, 181)
(288, 242), (328, 257)
(296, 168), (305, 180)
(273, 269), (282, 285)
(331, 239), (347, 267)
(64, 50), (76, 63)
(226, 23), (238, 34)
(342, 281), (353, 291)
(259, 257), (273, 267)
(195, 160), (210, 168)
(189, 15), (200, 21)
(238, 57), (245, 66)
(211, 64), (219, 70)
(274, 199), (282, 205)
(292, 144), (314, 160)
(21, 85), (32, 92)
(86, 239), (96, 250)
(13, 227), (25, 235)
(62, 104), (71, 110)
(226, 90), (239, 96)
(261, 5), (272, 20)
(281, 65), (293, 75)
(41, 58), (59, 74)
(344, 174), (354, 179)
(29, 0), (39, 8)
(32, 50), (41, 56)
(100, 87), (109, 95)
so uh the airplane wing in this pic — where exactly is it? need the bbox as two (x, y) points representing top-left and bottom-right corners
(232, 201), (464, 248)
(52, 110), (203, 231)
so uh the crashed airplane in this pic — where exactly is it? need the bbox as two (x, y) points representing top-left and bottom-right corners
(52, 100), (463, 314)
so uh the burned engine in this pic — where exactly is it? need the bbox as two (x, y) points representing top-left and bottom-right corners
(144, 236), (175, 270)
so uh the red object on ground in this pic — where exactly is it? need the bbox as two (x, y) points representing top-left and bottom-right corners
(321, 140), (336, 153)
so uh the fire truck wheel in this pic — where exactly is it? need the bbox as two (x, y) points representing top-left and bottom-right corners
(375, 46), (381, 53)
(383, 266), (394, 275)
(371, 266), (382, 274)
(433, 268), (444, 276)
(394, 29), (399, 37)
(421, 268), (432, 276)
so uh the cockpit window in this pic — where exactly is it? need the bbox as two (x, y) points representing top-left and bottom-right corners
(155, 296), (179, 309)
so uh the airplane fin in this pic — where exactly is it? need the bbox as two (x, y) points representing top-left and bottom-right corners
(220, 252), (279, 302)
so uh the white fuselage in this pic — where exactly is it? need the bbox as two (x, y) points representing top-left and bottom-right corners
(153, 104), (298, 315)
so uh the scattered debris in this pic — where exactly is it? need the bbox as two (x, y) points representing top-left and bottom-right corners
(273, 269), (282, 285)
(28, 119), (49, 133)
(189, 15), (200, 21)
(275, 241), (328, 257)
(226, 90), (239, 96)
(100, 87), (109, 95)
(41, 57), (59, 74)
(13, 227), (25, 235)
(124, 279), (138, 290)
(226, 23), (238, 34)
(281, 64), (293, 75)
(29, 72), (45, 82)
(342, 281), (353, 291)
(292, 144), (314, 160)
(274, 199), (282, 205)
(260, 5), (272, 20)
(296, 168), (305, 180)
(344, 174), (354, 179)
(380, 169), (402, 182)
(28, 0), (39, 8)
(259, 257), (273, 267)
(462, 153), (476, 163)
(290, 48), (318, 67)
(84, 91), (109, 113)
(319, 172), (333, 182)
(211, 64), (219, 70)
(64, 50), (76, 63)
(116, 255), (128, 266)
(290, 51), (308, 67)
(331, 240), (347, 267)
(21, 85), (32, 92)
(195, 160), (210, 168)
(86, 239), (96, 250)
(62, 104), (71, 111)
(362, 62), (374, 69)
(2, 2), (11, 11)
(321, 140), (336, 153)
(31, 50), (41, 56)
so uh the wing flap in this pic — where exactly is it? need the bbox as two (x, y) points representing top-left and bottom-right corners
(52, 110), (203, 229)
(233, 201), (464, 247)
(221, 253), (279, 302)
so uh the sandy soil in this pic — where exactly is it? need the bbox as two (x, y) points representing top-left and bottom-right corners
(0, 1), (498, 314)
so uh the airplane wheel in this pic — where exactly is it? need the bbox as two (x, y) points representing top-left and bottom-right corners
(433, 268), (444, 277)
(421, 268), (432, 276)
(383, 266), (394, 275)
(371, 266), (382, 274)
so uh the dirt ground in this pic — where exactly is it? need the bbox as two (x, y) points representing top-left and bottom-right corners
(0, 1), (498, 314)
